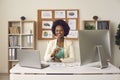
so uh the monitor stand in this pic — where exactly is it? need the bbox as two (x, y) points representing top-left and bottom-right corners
(96, 45), (108, 69)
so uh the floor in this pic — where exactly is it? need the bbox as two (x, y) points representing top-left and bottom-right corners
(0, 73), (9, 80)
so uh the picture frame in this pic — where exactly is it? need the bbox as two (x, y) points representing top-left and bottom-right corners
(42, 20), (53, 29)
(68, 19), (77, 30)
(55, 10), (65, 18)
(67, 10), (78, 18)
(67, 30), (78, 38)
(41, 11), (52, 18)
(42, 30), (53, 38)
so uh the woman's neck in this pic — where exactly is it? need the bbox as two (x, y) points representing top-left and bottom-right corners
(57, 37), (64, 47)
(57, 37), (64, 42)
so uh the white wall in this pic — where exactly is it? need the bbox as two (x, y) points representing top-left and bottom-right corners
(0, 0), (120, 73)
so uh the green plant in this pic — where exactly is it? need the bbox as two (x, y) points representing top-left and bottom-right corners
(115, 24), (120, 49)
(85, 23), (95, 30)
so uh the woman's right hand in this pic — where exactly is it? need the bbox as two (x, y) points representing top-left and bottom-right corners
(51, 48), (61, 57)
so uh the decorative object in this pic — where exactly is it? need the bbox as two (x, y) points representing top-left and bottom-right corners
(41, 11), (52, 18)
(42, 21), (53, 29)
(115, 24), (120, 49)
(38, 9), (79, 40)
(20, 16), (26, 20)
(68, 19), (76, 30)
(67, 10), (78, 18)
(85, 23), (95, 30)
(67, 30), (78, 38)
(55, 10), (65, 18)
(93, 16), (98, 20)
(42, 30), (52, 38)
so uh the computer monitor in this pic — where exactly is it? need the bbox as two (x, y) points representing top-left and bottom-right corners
(78, 30), (111, 68)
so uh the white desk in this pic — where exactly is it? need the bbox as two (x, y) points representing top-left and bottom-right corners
(10, 62), (120, 80)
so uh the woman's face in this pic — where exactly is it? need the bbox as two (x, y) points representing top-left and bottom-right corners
(55, 25), (64, 39)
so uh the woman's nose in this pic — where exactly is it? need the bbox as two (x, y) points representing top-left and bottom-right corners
(58, 31), (61, 34)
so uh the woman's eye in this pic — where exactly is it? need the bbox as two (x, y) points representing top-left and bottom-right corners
(55, 30), (58, 32)
(55, 30), (64, 33)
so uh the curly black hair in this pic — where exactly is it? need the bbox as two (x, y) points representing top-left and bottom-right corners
(52, 19), (70, 36)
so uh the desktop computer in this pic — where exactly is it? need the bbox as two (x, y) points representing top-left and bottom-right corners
(78, 30), (111, 69)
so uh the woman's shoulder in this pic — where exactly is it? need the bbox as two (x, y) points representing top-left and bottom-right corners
(64, 39), (73, 44)
(48, 39), (57, 44)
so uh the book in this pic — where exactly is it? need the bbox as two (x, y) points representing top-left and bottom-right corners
(9, 48), (16, 60)
(9, 49), (12, 60)
(9, 26), (20, 34)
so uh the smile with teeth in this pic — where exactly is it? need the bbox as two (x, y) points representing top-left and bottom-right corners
(58, 34), (62, 36)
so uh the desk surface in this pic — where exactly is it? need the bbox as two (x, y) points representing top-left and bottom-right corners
(10, 62), (120, 74)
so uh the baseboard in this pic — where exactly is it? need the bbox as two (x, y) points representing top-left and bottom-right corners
(0, 73), (9, 76)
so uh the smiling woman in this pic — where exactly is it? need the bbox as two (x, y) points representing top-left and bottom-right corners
(44, 19), (75, 63)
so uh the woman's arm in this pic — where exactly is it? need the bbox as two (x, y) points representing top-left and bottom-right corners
(44, 41), (53, 62)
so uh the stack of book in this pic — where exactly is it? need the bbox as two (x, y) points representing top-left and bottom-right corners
(97, 22), (109, 30)
(9, 48), (17, 60)
(9, 36), (19, 47)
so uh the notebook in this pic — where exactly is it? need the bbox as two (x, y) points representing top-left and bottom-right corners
(17, 50), (49, 69)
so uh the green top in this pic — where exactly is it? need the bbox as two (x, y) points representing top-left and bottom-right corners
(55, 45), (64, 59)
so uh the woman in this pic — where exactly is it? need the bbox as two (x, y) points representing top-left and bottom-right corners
(44, 19), (75, 62)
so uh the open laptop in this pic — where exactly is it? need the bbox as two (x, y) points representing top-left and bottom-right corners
(17, 50), (49, 69)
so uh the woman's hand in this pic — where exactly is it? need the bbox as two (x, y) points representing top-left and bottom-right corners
(50, 48), (61, 62)
(51, 48), (61, 57)
(54, 57), (61, 62)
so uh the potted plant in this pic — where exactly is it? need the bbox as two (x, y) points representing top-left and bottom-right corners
(85, 23), (95, 30)
(115, 24), (120, 49)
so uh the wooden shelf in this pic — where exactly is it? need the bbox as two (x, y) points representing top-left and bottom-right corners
(83, 20), (110, 30)
(8, 20), (36, 72)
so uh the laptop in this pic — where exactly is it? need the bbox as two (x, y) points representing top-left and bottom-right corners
(17, 50), (49, 69)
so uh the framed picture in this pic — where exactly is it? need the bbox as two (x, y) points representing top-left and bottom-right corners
(41, 11), (52, 18)
(42, 30), (53, 38)
(67, 10), (78, 18)
(42, 21), (53, 29)
(68, 19), (76, 30)
(55, 10), (65, 18)
(67, 30), (78, 38)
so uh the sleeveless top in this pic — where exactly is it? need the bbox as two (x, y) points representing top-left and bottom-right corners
(55, 45), (64, 59)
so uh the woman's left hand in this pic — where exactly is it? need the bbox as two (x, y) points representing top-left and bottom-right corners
(54, 57), (61, 62)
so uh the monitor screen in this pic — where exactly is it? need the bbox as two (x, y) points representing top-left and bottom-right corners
(78, 30), (111, 68)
